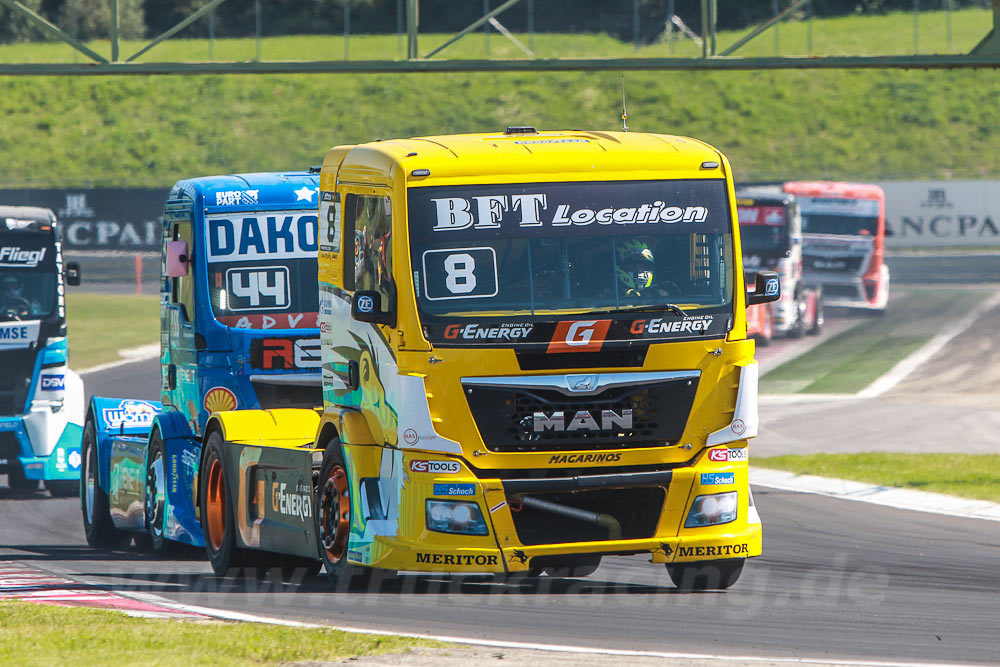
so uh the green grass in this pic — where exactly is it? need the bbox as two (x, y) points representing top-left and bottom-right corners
(66, 293), (158, 369)
(1, 9), (999, 187)
(0, 601), (431, 666)
(761, 288), (989, 394)
(755, 453), (1000, 503)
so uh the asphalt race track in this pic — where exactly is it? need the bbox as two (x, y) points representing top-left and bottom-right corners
(2, 317), (998, 665)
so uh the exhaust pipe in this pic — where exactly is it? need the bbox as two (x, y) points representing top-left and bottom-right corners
(511, 494), (622, 540)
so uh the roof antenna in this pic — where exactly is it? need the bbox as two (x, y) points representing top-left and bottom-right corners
(621, 74), (629, 132)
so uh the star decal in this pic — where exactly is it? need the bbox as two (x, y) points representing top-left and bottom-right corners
(294, 186), (316, 202)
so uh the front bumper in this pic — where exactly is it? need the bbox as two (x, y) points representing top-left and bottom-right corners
(343, 446), (761, 574)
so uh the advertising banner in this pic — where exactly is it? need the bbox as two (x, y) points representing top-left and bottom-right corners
(877, 181), (1000, 248)
(0, 189), (166, 251)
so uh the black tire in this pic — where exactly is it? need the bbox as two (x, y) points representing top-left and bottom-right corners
(788, 292), (806, 339)
(666, 558), (745, 591)
(7, 461), (38, 493)
(808, 290), (824, 336)
(47, 480), (79, 497)
(80, 415), (125, 548)
(144, 430), (174, 556)
(200, 430), (253, 576)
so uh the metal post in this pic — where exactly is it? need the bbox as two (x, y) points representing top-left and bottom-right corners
(527, 0), (533, 52)
(344, 0), (350, 60)
(406, 0), (418, 59)
(633, 0), (640, 52)
(700, 0), (708, 58)
(710, 0), (717, 56)
(110, 0), (119, 62)
(484, 0), (490, 55)
(913, 0), (918, 55)
(397, 0), (403, 57)
(208, 7), (214, 60)
(255, 0), (261, 61)
(946, 0), (952, 52)
(71, 0), (77, 63)
(773, 0), (780, 55)
(807, 0), (813, 55)
(667, 0), (674, 53)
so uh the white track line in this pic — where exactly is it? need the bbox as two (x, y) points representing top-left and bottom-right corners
(110, 592), (975, 667)
(857, 291), (1000, 398)
(78, 343), (159, 376)
(751, 468), (1000, 522)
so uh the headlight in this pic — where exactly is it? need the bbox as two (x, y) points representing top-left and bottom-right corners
(425, 500), (488, 536)
(685, 491), (738, 528)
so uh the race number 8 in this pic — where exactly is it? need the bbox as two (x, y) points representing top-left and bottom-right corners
(422, 247), (498, 301)
(444, 253), (477, 294)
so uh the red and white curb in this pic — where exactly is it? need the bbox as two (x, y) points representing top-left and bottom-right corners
(0, 561), (208, 619)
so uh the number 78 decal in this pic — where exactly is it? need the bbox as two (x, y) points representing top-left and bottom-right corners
(421, 247), (499, 301)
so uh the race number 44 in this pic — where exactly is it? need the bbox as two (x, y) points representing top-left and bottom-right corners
(225, 266), (289, 310)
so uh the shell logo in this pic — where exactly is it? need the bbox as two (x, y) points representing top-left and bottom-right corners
(204, 386), (237, 414)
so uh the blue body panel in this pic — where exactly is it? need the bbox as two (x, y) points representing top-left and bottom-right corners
(87, 172), (321, 542)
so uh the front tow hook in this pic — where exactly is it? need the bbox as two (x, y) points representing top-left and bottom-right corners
(510, 494), (622, 540)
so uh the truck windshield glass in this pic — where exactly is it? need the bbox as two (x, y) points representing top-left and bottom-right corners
(798, 197), (880, 236)
(408, 180), (733, 322)
(737, 204), (789, 254)
(204, 210), (319, 330)
(0, 231), (58, 321)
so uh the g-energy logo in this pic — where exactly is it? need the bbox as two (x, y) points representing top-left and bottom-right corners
(271, 482), (311, 521)
(0, 246), (46, 267)
(431, 194), (709, 231)
(443, 323), (533, 341)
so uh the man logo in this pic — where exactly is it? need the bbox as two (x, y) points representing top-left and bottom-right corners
(357, 295), (374, 313)
(547, 319), (611, 354)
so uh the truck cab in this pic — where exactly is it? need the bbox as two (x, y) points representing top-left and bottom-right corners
(0, 206), (83, 496)
(737, 186), (822, 342)
(783, 181), (889, 311)
(202, 130), (779, 590)
(80, 172), (321, 550)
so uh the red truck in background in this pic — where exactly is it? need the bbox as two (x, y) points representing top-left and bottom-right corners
(737, 186), (822, 345)
(783, 181), (889, 311)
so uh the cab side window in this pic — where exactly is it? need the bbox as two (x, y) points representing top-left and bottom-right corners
(172, 222), (195, 323)
(344, 194), (395, 314)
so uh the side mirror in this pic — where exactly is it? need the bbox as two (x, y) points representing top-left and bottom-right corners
(351, 290), (395, 327)
(166, 241), (189, 278)
(747, 271), (780, 306)
(64, 262), (81, 286)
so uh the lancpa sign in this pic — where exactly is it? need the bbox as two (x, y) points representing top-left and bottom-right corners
(878, 181), (1000, 248)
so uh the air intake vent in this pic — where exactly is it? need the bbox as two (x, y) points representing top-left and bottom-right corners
(505, 126), (537, 135)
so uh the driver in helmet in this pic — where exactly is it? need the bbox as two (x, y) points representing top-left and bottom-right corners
(616, 240), (657, 298)
(0, 273), (38, 317)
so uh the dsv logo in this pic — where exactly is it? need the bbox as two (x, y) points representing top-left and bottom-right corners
(547, 319), (612, 354)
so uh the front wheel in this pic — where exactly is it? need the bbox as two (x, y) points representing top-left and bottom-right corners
(666, 558), (745, 591)
(144, 430), (174, 556)
(80, 416), (126, 548)
(200, 430), (252, 576)
(316, 441), (356, 587)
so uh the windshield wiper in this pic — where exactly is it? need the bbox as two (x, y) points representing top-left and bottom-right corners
(619, 302), (688, 317)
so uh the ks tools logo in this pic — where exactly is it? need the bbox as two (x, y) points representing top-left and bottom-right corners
(547, 320), (612, 354)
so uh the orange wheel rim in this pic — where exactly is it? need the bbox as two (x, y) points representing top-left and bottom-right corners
(319, 465), (350, 564)
(205, 458), (226, 552)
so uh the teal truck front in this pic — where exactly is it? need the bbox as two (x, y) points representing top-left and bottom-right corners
(0, 206), (82, 495)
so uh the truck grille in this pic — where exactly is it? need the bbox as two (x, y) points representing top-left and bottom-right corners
(509, 487), (665, 545)
(803, 255), (866, 276)
(0, 348), (37, 416)
(464, 374), (699, 453)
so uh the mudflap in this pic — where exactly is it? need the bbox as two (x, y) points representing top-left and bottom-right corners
(156, 410), (204, 547)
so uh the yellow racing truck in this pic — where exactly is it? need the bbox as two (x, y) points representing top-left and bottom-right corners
(200, 128), (779, 590)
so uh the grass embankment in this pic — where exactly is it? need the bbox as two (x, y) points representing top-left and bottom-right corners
(66, 293), (158, 369)
(760, 288), (989, 394)
(1, 9), (999, 187)
(0, 601), (431, 666)
(755, 453), (1000, 503)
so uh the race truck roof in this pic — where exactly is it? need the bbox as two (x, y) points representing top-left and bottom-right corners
(331, 129), (729, 184)
(784, 181), (884, 201)
(0, 206), (57, 231)
(735, 185), (793, 207)
(170, 171), (318, 206)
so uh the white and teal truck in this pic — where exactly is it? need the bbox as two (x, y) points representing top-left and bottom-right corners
(0, 206), (83, 495)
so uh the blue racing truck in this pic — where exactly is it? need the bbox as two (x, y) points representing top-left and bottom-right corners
(80, 172), (322, 552)
(0, 207), (83, 496)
